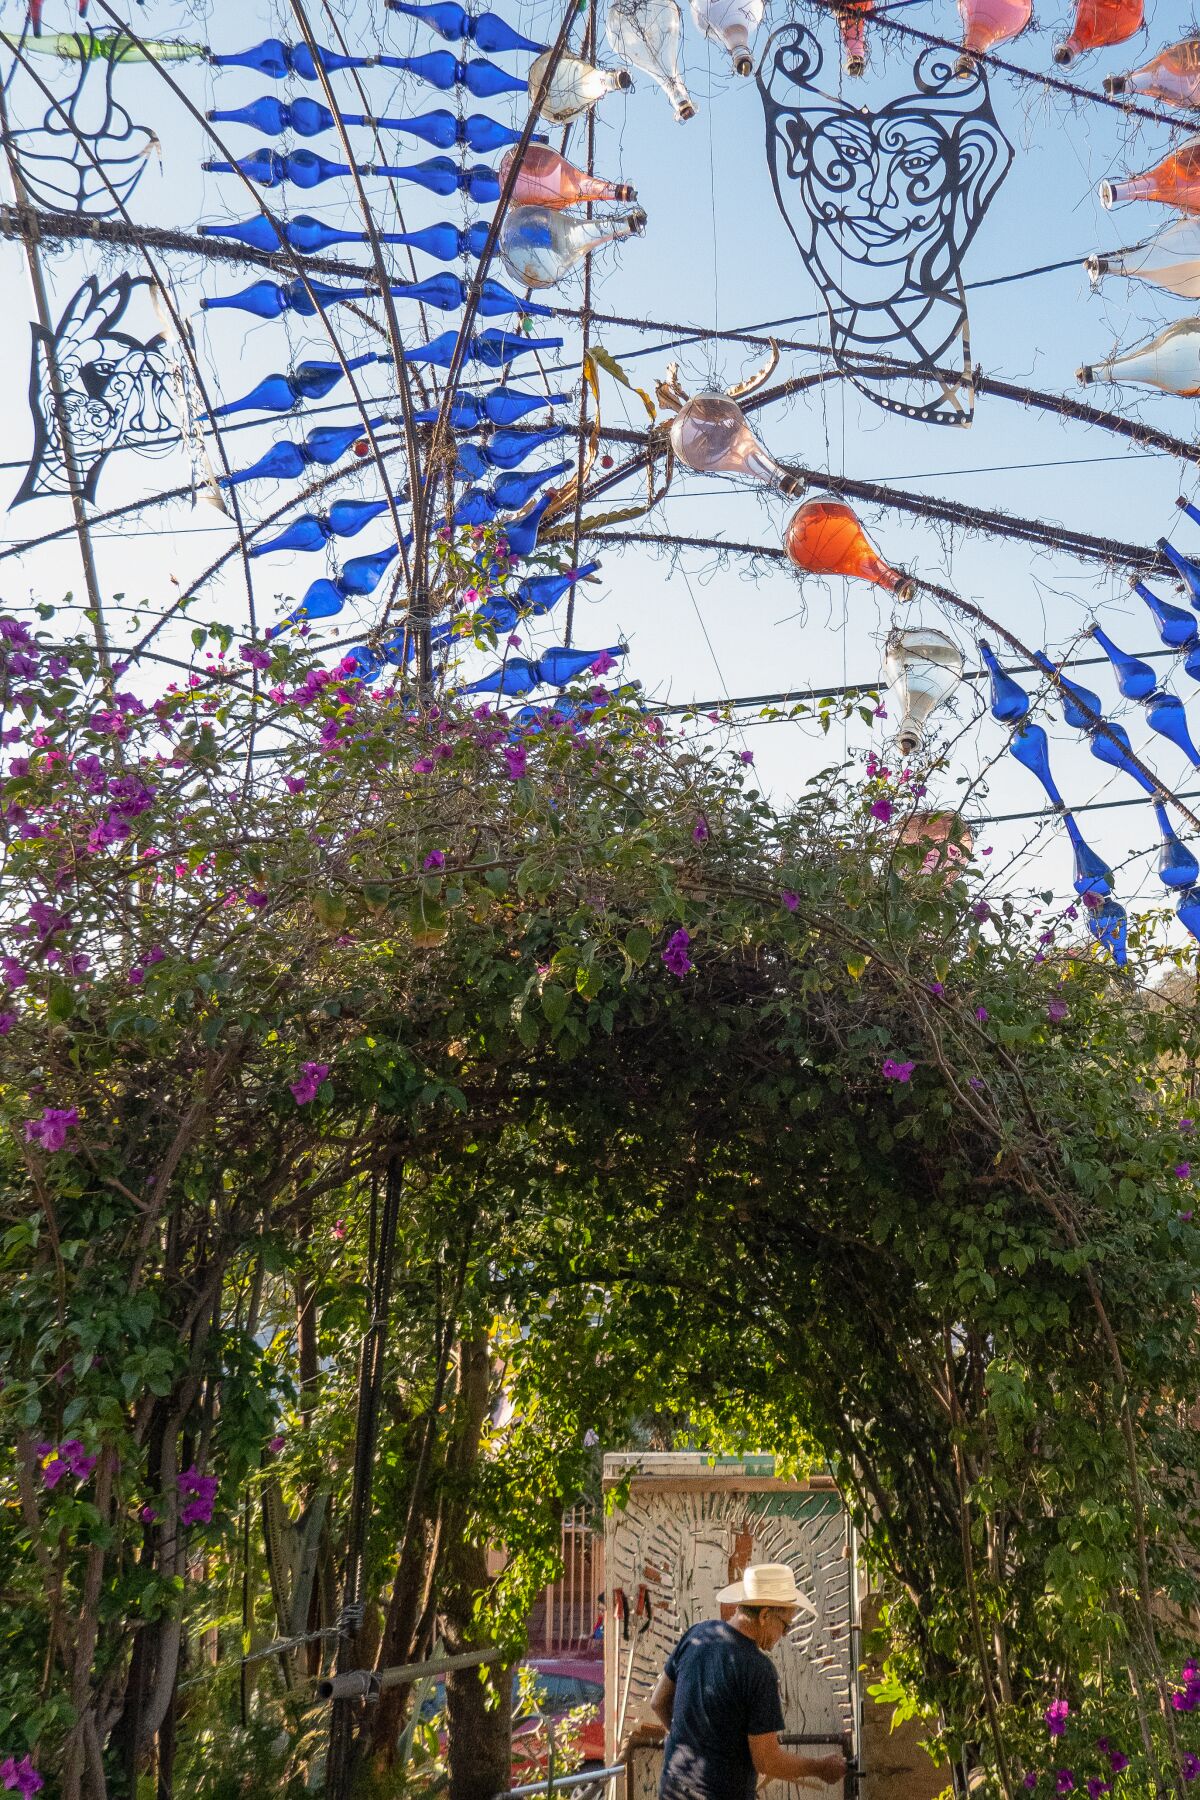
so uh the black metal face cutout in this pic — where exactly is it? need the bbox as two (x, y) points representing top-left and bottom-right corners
(757, 25), (1013, 426)
(13, 274), (175, 507)
(4, 32), (159, 216)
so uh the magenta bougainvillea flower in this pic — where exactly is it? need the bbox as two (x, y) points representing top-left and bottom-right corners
(290, 1063), (330, 1107)
(661, 929), (694, 979)
(882, 1059), (915, 1083)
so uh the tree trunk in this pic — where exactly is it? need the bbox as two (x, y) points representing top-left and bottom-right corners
(441, 1333), (511, 1800)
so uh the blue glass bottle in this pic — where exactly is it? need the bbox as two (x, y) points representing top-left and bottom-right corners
(1132, 579), (1198, 648)
(1144, 690), (1200, 766)
(474, 596), (519, 632)
(207, 95), (336, 138)
(1088, 721), (1158, 795)
(221, 420), (381, 486)
(202, 149), (290, 188)
(1032, 651), (1102, 732)
(516, 561), (599, 612)
(455, 489), (499, 526)
(1087, 896), (1128, 967)
(382, 108), (534, 153)
(330, 499), (391, 538)
(341, 646), (383, 684)
(976, 637), (1029, 724)
(485, 427), (567, 472)
(1154, 801), (1200, 889)
(404, 329), (565, 369)
(1091, 625), (1156, 699)
(251, 517), (332, 556)
(198, 215), (285, 253)
(1186, 640), (1200, 686)
(1008, 722), (1066, 808)
(1179, 496), (1200, 532)
(1062, 812), (1112, 898)
(294, 578), (345, 622)
(384, 1), (547, 55)
(376, 50), (527, 95)
(537, 645), (623, 685)
(485, 387), (571, 425)
(478, 279), (553, 319)
(462, 658), (541, 697)
(338, 544), (400, 595)
(455, 443), (491, 480)
(492, 460), (571, 510)
(499, 492), (556, 560)
(389, 220), (491, 262)
(222, 442), (309, 487)
(201, 277), (374, 320)
(1159, 537), (1200, 608)
(1177, 884), (1200, 945)
(382, 156), (500, 201)
(211, 39), (372, 77)
(211, 352), (380, 419)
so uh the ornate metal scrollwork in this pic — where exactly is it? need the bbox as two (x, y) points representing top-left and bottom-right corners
(757, 25), (1013, 425)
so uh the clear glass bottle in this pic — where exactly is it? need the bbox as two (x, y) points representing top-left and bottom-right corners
(1105, 36), (1200, 106)
(668, 394), (797, 490)
(499, 143), (635, 208)
(1087, 217), (1200, 300)
(688, 0), (763, 77)
(1052, 0), (1142, 65)
(497, 205), (647, 289)
(1078, 318), (1200, 396)
(833, 0), (872, 74)
(527, 49), (631, 122)
(606, 0), (695, 119)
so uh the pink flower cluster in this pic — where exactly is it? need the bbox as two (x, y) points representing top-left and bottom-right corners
(0, 1754), (43, 1796)
(178, 1465), (218, 1527)
(38, 1439), (97, 1489)
(290, 1061), (330, 1106)
(23, 1107), (78, 1153)
(661, 928), (693, 978)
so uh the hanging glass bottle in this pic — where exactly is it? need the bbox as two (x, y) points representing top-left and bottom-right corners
(827, 0), (872, 73)
(386, 1), (547, 56)
(1154, 802), (1200, 888)
(1008, 723), (1067, 808)
(528, 48), (631, 122)
(251, 500), (390, 557)
(499, 143), (636, 209)
(882, 628), (964, 756)
(411, 386), (571, 427)
(1088, 720), (1159, 795)
(607, 0), (695, 118)
(1063, 812), (1113, 897)
(499, 492), (557, 559)
(210, 352), (380, 420)
(210, 38), (369, 78)
(1105, 36), (1200, 106)
(403, 328), (565, 369)
(1100, 138), (1200, 211)
(1087, 218), (1200, 302)
(956, 0), (1031, 64)
(1088, 896), (1128, 966)
(977, 638), (1030, 723)
(1132, 578), (1198, 647)
(1144, 690), (1200, 764)
(220, 420), (382, 487)
(377, 49), (528, 94)
(1052, 0), (1142, 65)
(456, 427), (566, 478)
(1091, 625), (1156, 698)
(1158, 537), (1200, 606)
(1177, 885), (1200, 943)
(669, 393), (798, 491)
(689, 0), (763, 77)
(1078, 318), (1200, 397)
(783, 497), (915, 597)
(497, 205), (647, 289)
(1032, 652), (1103, 730)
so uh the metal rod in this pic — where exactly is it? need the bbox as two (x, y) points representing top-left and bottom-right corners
(317, 1643), (503, 1702)
(496, 1765), (625, 1798)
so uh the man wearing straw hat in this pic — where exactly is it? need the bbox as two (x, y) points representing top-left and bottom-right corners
(629, 1564), (846, 1800)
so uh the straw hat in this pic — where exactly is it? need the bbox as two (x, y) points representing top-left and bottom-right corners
(715, 1563), (816, 1615)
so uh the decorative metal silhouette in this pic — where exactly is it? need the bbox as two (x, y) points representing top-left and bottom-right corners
(13, 274), (176, 507)
(757, 25), (1012, 425)
(3, 31), (160, 216)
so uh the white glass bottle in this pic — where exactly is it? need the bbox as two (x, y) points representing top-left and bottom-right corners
(1077, 317), (1200, 396)
(688, 0), (763, 76)
(1087, 218), (1200, 300)
(527, 48), (631, 122)
(606, 0), (696, 119)
(498, 204), (648, 289)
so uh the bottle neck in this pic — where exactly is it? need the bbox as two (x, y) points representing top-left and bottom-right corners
(1100, 173), (1157, 207)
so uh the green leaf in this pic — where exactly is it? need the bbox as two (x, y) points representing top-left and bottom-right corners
(541, 984), (569, 1025)
(625, 927), (653, 966)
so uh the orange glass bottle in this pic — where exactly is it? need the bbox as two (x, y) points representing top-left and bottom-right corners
(834, 0), (872, 75)
(498, 144), (636, 209)
(783, 499), (914, 598)
(956, 0), (1031, 63)
(1101, 136), (1200, 211)
(1053, 0), (1142, 64)
(1106, 36), (1200, 105)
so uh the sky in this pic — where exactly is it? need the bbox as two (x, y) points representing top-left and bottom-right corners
(2, 0), (1200, 931)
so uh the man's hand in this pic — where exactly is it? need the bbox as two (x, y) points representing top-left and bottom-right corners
(805, 1754), (847, 1784)
(619, 1723), (665, 1764)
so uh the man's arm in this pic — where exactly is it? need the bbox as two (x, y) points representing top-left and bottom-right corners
(648, 1672), (676, 1731)
(748, 1736), (845, 1786)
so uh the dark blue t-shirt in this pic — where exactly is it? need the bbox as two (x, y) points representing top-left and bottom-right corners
(660, 1620), (786, 1800)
